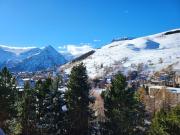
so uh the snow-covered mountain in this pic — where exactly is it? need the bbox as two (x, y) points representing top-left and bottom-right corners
(0, 45), (66, 72)
(0, 48), (16, 65)
(11, 45), (66, 72)
(61, 52), (75, 61)
(18, 48), (42, 60)
(62, 29), (180, 79)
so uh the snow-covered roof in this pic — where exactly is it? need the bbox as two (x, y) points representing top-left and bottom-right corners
(166, 87), (180, 94)
(149, 86), (165, 89)
(22, 78), (32, 81)
(148, 85), (180, 94)
(58, 87), (67, 92)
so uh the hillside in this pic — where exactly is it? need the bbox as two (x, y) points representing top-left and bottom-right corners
(62, 29), (180, 79)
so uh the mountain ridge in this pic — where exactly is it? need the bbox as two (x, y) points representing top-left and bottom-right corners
(0, 45), (66, 72)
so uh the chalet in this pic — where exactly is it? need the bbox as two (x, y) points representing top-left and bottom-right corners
(150, 71), (176, 87)
(142, 85), (180, 114)
(166, 87), (180, 104)
(175, 71), (180, 86)
(148, 85), (180, 105)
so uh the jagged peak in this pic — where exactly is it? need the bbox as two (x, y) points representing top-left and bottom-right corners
(44, 45), (54, 49)
(41, 45), (58, 53)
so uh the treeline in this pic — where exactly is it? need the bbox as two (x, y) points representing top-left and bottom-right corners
(71, 50), (95, 63)
(0, 64), (180, 135)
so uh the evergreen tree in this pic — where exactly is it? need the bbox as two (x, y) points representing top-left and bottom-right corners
(44, 90), (66, 134)
(21, 81), (37, 135)
(149, 105), (180, 135)
(101, 74), (146, 135)
(65, 63), (94, 135)
(35, 79), (49, 134)
(42, 77), (67, 135)
(0, 67), (17, 133)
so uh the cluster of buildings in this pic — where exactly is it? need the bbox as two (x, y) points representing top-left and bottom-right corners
(13, 69), (69, 91)
(139, 69), (180, 115)
(91, 69), (180, 117)
(13, 65), (180, 116)
(147, 69), (180, 98)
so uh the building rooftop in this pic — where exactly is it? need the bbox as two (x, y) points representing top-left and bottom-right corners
(166, 87), (180, 94)
(148, 85), (180, 94)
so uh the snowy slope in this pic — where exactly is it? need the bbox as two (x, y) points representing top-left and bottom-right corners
(0, 48), (16, 65)
(11, 45), (67, 72)
(0, 45), (67, 71)
(62, 29), (180, 79)
(61, 52), (74, 61)
(0, 45), (36, 55)
(18, 48), (41, 60)
(0, 45), (42, 69)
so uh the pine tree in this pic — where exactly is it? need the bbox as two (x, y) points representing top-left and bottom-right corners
(149, 105), (180, 135)
(0, 67), (17, 132)
(44, 90), (66, 134)
(101, 74), (146, 135)
(21, 81), (37, 135)
(65, 63), (93, 135)
(42, 77), (67, 135)
(35, 79), (48, 135)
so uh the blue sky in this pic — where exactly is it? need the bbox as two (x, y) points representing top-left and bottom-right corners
(0, 0), (179, 53)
